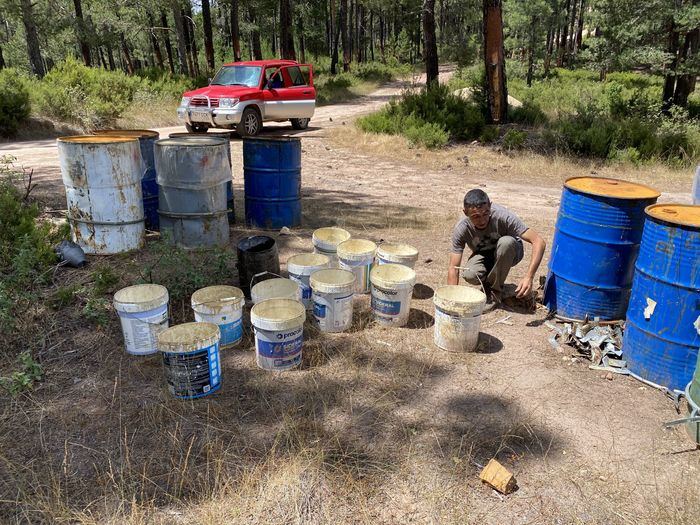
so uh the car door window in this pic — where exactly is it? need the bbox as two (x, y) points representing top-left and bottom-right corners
(286, 66), (307, 86)
(265, 67), (285, 89)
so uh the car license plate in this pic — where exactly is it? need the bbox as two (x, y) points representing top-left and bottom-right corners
(190, 111), (209, 122)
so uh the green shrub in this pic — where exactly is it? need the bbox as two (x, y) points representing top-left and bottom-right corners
(502, 129), (527, 150)
(0, 69), (31, 137)
(0, 351), (42, 396)
(33, 57), (141, 129)
(479, 125), (500, 143)
(404, 122), (450, 149)
(510, 101), (548, 126)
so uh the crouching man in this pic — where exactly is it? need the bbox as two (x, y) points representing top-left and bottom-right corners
(447, 189), (546, 309)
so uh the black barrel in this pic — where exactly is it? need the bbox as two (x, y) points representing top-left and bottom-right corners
(236, 235), (280, 298)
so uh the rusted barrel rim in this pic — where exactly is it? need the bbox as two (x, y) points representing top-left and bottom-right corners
(93, 129), (159, 138)
(58, 135), (138, 144)
(645, 203), (700, 229)
(564, 176), (660, 200)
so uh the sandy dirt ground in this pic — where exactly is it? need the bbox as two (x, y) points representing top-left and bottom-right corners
(1, 66), (698, 524)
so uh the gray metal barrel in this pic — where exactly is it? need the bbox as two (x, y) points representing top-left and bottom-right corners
(154, 137), (231, 249)
(57, 135), (145, 255)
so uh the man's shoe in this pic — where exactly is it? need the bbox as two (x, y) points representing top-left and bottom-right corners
(482, 289), (502, 313)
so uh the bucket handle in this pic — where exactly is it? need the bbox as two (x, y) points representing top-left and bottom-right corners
(453, 264), (488, 296)
(249, 271), (285, 295)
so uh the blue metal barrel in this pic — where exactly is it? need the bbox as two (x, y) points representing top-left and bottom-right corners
(543, 177), (660, 320)
(243, 137), (301, 230)
(623, 204), (700, 391)
(94, 129), (160, 230)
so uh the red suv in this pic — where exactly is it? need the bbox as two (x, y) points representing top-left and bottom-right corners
(177, 59), (316, 136)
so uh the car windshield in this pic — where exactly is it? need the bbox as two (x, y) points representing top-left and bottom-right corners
(210, 66), (262, 87)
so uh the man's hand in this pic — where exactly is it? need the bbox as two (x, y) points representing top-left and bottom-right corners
(515, 275), (533, 298)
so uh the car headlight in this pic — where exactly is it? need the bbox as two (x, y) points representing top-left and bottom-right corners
(180, 97), (191, 107)
(219, 97), (239, 108)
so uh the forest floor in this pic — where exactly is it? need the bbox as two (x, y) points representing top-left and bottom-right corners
(0, 66), (698, 524)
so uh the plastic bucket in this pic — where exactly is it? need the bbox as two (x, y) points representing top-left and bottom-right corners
(376, 243), (419, 269)
(337, 239), (377, 294)
(287, 253), (331, 310)
(158, 322), (221, 399)
(113, 284), (169, 355)
(310, 269), (356, 332)
(251, 278), (300, 304)
(313, 227), (352, 267)
(251, 298), (306, 371)
(191, 285), (244, 348)
(370, 264), (416, 327)
(433, 285), (486, 352)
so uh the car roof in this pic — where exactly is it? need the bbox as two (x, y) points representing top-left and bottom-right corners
(220, 59), (298, 68)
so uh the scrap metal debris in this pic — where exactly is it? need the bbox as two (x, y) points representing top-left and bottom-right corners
(546, 320), (627, 375)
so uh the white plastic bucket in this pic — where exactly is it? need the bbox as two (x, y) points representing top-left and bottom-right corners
(312, 227), (351, 267)
(113, 284), (169, 355)
(158, 322), (221, 399)
(310, 269), (356, 332)
(337, 239), (377, 294)
(251, 298), (306, 371)
(287, 253), (331, 310)
(251, 278), (299, 304)
(376, 243), (419, 269)
(433, 285), (487, 352)
(191, 285), (244, 348)
(370, 264), (416, 327)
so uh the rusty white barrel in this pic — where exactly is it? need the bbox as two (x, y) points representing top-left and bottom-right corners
(154, 137), (231, 249)
(57, 135), (145, 254)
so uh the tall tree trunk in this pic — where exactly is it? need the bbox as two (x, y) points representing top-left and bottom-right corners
(574, 0), (586, 53)
(148, 13), (164, 69)
(526, 17), (536, 86)
(172, 5), (190, 75)
(544, 26), (553, 76)
(185, 6), (200, 76)
(356, 3), (363, 63)
(349, 0), (354, 62)
(565, 0), (578, 59)
(161, 11), (175, 74)
(422, 0), (439, 85)
(280, 0), (296, 59)
(98, 47), (107, 69)
(231, 0), (242, 61)
(673, 27), (699, 108)
(379, 11), (385, 61)
(0, 45), (5, 70)
(483, 0), (507, 123)
(247, 4), (263, 60)
(662, 14), (680, 113)
(340, 0), (350, 71)
(369, 9), (375, 61)
(272, 6), (277, 55)
(556, 0), (570, 66)
(201, 0), (215, 71)
(298, 15), (306, 63)
(20, 0), (45, 77)
(72, 0), (92, 66)
(330, 0), (339, 73)
(106, 40), (116, 70)
(120, 33), (134, 74)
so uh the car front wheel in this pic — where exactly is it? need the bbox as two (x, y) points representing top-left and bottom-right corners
(290, 118), (310, 130)
(237, 107), (261, 137)
(185, 123), (209, 133)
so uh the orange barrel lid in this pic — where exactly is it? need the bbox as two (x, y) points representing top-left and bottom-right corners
(646, 203), (700, 228)
(565, 176), (660, 200)
(93, 129), (159, 138)
(57, 135), (138, 144)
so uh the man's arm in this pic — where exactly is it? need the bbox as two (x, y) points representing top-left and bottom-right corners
(515, 228), (546, 298)
(447, 252), (463, 285)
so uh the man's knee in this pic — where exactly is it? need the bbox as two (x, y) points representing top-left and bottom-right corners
(461, 268), (482, 285)
(496, 236), (518, 256)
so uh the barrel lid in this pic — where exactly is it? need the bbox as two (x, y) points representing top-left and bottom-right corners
(337, 239), (377, 260)
(646, 203), (700, 228)
(158, 322), (220, 353)
(312, 227), (351, 248)
(251, 298), (306, 331)
(191, 285), (244, 312)
(370, 263), (416, 289)
(310, 269), (356, 293)
(169, 131), (231, 139)
(93, 129), (159, 139)
(237, 235), (276, 253)
(114, 284), (169, 313)
(58, 135), (138, 144)
(156, 137), (227, 147)
(565, 176), (660, 200)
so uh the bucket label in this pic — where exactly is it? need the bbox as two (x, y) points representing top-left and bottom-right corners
(255, 326), (303, 370)
(162, 343), (221, 399)
(313, 293), (353, 331)
(119, 306), (169, 355)
(219, 318), (243, 346)
(371, 295), (401, 316)
(290, 274), (312, 301)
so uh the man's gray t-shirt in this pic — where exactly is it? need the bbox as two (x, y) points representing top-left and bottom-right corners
(451, 204), (528, 254)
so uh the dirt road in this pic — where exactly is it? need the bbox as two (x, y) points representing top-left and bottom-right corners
(1, 69), (697, 524)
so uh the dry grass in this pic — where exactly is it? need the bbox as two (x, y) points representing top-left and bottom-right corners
(116, 100), (181, 130)
(330, 126), (693, 196)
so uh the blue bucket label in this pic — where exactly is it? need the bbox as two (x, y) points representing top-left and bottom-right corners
(255, 326), (303, 370)
(162, 342), (221, 399)
(219, 317), (243, 346)
(371, 294), (401, 316)
(314, 301), (327, 318)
